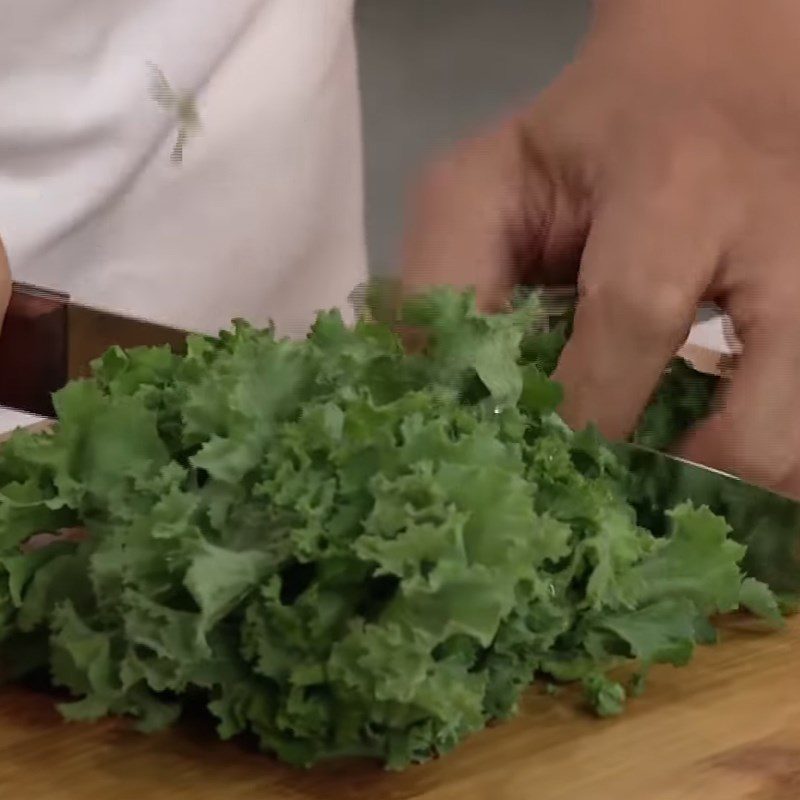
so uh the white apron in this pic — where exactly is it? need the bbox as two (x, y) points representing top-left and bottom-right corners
(0, 0), (367, 338)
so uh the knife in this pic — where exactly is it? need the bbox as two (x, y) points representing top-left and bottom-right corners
(529, 287), (800, 593)
(0, 283), (191, 417)
(613, 442), (800, 598)
(2, 281), (799, 594)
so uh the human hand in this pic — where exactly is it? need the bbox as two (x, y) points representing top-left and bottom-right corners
(401, 0), (800, 496)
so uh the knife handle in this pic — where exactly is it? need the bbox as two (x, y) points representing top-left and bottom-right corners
(0, 290), (67, 417)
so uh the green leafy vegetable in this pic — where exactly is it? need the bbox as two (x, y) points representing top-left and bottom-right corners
(0, 288), (779, 770)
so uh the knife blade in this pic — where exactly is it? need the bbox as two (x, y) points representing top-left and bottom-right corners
(0, 283), (191, 417)
(614, 441), (800, 597)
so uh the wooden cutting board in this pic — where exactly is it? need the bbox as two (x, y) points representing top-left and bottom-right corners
(0, 612), (797, 798)
(1, 429), (799, 799)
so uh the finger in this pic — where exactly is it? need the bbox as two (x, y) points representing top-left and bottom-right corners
(400, 120), (570, 311)
(554, 199), (717, 440)
(680, 288), (800, 496)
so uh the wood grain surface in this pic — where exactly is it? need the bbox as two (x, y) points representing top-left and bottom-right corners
(0, 421), (796, 800)
(0, 616), (797, 800)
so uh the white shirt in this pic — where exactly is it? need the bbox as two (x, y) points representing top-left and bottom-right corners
(0, 0), (367, 337)
(0, 2), (728, 435)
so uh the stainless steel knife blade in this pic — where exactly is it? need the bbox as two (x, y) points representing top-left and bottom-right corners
(614, 442), (800, 597)
(0, 283), (191, 417)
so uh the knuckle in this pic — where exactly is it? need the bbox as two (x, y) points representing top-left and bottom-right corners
(412, 122), (523, 206)
(410, 148), (486, 219)
(640, 283), (695, 331)
(703, 384), (800, 491)
(412, 157), (461, 208)
(657, 124), (725, 177)
(720, 425), (799, 490)
(738, 288), (800, 337)
(582, 277), (694, 344)
(630, 125), (730, 211)
(756, 458), (798, 492)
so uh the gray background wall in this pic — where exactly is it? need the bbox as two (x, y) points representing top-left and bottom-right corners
(355, 0), (591, 274)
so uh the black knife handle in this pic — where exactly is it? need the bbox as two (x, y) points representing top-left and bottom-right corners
(0, 290), (68, 417)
